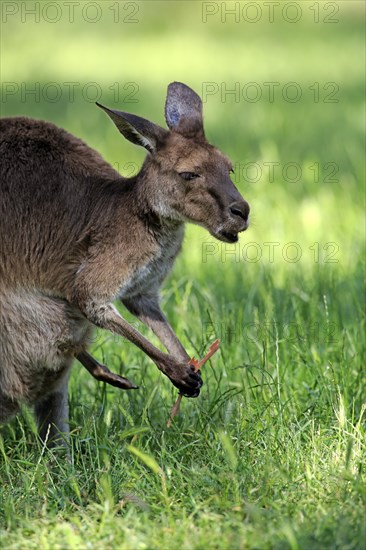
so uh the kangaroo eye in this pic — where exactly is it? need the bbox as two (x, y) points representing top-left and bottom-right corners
(179, 172), (200, 181)
(230, 168), (235, 174)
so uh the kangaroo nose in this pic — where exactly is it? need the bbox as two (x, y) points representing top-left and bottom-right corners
(229, 201), (250, 222)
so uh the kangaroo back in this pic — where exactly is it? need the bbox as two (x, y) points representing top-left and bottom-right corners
(0, 117), (127, 290)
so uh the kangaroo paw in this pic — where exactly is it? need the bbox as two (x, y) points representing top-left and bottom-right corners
(94, 366), (138, 390)
(76, 351), (138, 390)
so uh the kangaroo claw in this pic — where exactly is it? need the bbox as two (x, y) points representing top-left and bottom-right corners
(95, 367), (138, 390)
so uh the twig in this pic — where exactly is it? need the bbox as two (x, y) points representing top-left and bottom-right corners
(166, 339), (220, 427)
(166, 394), (183, 428)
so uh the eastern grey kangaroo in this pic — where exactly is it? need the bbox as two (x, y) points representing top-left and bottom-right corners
(0, 82), (250, 445)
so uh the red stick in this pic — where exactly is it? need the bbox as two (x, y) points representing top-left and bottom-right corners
(189, 339), (220, 372)
(166, 339), (220, 427)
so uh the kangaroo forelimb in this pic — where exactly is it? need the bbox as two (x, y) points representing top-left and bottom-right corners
(76, 351), (138, 390)
(122, 295), (190, 362)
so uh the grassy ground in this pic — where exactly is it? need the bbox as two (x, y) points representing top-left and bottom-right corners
(1, 2), (365, 549)
(1, 261), (365, 549)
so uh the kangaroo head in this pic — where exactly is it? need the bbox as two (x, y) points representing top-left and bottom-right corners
(97, 82), (249, 243)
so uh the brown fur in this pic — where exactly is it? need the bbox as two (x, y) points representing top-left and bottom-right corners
(0, 82), (249, 446)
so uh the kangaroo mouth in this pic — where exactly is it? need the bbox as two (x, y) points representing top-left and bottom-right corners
(215, 230), (239, 243)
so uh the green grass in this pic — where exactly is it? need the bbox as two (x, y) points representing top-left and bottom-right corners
(1, 2), (365, 549)
(1, 261), (365, 549)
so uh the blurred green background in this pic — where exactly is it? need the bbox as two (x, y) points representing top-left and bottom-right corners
(1, 0), (364, 279)
(1, 0), (365, 436)
(1, 2), (365, 548)
(1, 0), (364, 347)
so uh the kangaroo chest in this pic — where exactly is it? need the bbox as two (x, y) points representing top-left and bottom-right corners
(117, 226), (184, 299)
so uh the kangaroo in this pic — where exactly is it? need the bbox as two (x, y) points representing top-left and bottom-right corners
(0, 82), (250, 446)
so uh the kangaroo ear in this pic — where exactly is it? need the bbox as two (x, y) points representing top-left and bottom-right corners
(96, 102), (167, 153)
(165, 82), (204, 137)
